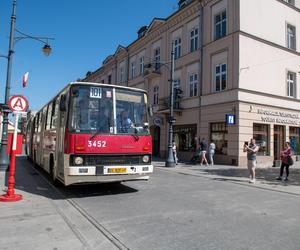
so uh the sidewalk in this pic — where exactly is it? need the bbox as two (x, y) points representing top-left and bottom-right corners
(0, 157), (119, 250)
(153, 160), (300, 196)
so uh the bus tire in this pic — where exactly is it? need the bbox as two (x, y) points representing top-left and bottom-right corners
(50, 155), (61, 187)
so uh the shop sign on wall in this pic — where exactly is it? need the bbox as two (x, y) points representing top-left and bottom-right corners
(258, 109), (300, 125)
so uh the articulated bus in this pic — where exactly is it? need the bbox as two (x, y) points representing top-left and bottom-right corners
(26, 82), (153, 186)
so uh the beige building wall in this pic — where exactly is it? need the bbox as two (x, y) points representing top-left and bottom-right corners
(82, 0), (300, 166)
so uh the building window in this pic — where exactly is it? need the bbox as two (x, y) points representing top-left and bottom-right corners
(153, 85), (159, 105)
(215, 63), (227, 92)
(173, 124), (197, 151)
(287, 71), (296, 98)
(189, 73), (198, 97)
(253, 123), (269, 156)
(120, 67), (124, 83)
(174, 38), (181, 59)
(139, 56), (144, 75)
(108, 74), (112, 84)
(131, 62), (136, 78)
(214, 10), (227, 40)
(210, 122), (228, 155)
(287, 24), (296, 50)
(190, 28), (199, 52)
(289, 127), (300, 154)
(154, 48), (160, 71)
(174, 79), (181, 109)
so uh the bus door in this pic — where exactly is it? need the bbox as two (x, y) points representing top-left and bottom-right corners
(56, 94), (67, 180)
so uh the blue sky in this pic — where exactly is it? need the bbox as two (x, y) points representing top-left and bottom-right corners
(0, 0), (177, 111)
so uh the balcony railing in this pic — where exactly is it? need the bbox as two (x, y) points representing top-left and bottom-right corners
(157, 97), (181, 112)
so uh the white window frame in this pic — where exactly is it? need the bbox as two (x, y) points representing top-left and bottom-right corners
(154, 48), (160, 71)
(214, 10), (227, 40)
(131, 62), (136, 78)
(190, 28), (199, 53)
(214, 63), (227, 92)
(139, 56), (144, 75)
(153, 85), (159, 105)
(287, 71), (296, 98)
(286, 23), (296, 50)
(174, 38), (182, 59)
(189, 73), (198, 97)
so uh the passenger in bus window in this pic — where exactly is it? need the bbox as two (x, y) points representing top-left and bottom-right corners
(117, 109), (133, 133)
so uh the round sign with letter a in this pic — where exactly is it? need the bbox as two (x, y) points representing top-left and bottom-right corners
(8, 95), (29, 112)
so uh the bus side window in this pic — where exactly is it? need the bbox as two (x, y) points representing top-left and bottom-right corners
(51, 99), (58, 129)
(46, 103), (52, 130)
(43, 106), (48, 130)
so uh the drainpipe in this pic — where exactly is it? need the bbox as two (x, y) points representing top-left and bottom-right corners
(198, 0), (204, 138)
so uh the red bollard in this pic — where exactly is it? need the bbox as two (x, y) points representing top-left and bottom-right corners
(0, 150), (23, 202)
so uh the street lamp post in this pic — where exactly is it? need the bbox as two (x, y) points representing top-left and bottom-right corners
(0, 0), (54, 172)
(165, 42), (176, 167)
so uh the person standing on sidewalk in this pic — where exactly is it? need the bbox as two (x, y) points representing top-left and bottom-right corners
(172, 141), (178, 165)
(243, 138), (259, 183)
(276, 142), (293, 181)
(200, 138), (209, 166)
(208, 141), (216, 165)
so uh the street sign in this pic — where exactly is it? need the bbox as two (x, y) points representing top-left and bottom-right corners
(8, 95), (28, 112)
(226, 114), (235, 125)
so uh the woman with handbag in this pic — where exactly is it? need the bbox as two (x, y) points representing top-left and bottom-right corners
(276, 142), (293, 181)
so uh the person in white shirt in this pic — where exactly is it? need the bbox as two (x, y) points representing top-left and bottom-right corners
(208, 141), (216, 165)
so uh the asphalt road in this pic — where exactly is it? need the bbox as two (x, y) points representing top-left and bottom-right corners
(53, 166), (300, 250)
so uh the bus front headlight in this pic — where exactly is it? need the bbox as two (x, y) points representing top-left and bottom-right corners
(142, 155), (150, 163)
(74, 156), (84, 165)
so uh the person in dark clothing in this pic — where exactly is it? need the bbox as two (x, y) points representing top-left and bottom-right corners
(276, 142), (293, 181)
(200, 138), (208, 166)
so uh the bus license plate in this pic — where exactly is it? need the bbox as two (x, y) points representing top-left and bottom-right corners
(108, 168), (127, 173)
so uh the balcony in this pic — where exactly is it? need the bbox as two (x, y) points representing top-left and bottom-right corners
(143, 68), (161, 79)
(157, 97), (182, 114)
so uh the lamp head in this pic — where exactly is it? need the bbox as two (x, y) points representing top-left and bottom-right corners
(42, 44), (52, 56)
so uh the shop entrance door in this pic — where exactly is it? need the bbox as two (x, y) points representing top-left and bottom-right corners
(274, 125), (285, 160)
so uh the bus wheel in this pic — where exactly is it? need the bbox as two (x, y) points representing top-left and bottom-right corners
(50, 156), (61, 187)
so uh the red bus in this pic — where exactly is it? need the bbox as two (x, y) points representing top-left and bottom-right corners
(26, 82), (153, 186)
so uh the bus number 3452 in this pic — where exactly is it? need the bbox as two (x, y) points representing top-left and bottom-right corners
(87, 140), (107, 148)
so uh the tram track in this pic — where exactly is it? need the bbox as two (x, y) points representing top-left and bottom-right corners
(24, 158), (130, 250)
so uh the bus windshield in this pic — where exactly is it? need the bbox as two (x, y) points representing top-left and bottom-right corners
(69, 85), (149, 135)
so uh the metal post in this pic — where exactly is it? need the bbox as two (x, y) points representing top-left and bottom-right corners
(165, 42), (176, 167)
(0, 0), (17, 172)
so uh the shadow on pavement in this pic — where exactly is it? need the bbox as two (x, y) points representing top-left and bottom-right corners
(201, 167), (300, 186)
(12, 156), (138, 201)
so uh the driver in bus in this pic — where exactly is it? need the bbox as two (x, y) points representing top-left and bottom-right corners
(117, 109), (133, 133)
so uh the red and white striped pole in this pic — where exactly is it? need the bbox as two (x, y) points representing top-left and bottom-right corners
(0, 113), (23, 202)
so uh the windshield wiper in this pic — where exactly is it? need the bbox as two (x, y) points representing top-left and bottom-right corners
(131, 127), (139, 141)
(89, 129), (101, 140)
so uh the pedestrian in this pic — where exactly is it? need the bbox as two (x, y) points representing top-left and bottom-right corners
(276, 142), (293, 181)
(200, 138), (208, 166)
(172, 141), (178, 165)
(208, 141), (216, 165)
(243, 138), (259, 183)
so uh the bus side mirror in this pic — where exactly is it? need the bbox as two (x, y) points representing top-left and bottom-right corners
(148, 105), (153, 117)
(60, 95), (67, 112)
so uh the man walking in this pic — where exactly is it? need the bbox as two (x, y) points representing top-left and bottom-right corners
(243, 138), (259, 183)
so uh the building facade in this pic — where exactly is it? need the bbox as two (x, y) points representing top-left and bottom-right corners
(83, 0), (300, 166)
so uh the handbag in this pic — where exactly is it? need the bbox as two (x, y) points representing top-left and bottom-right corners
(287, 156), (294, 166)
